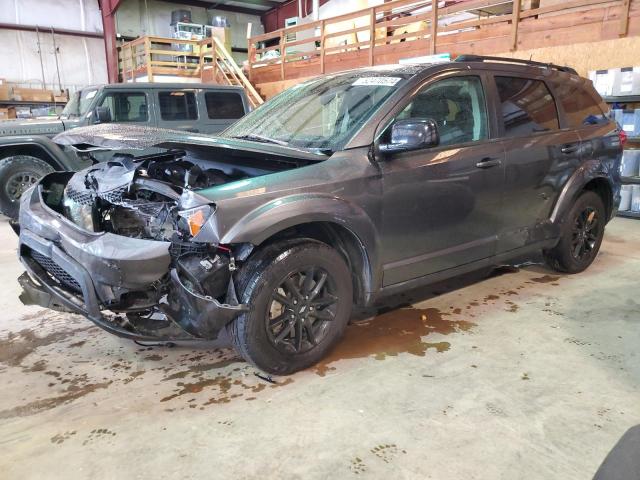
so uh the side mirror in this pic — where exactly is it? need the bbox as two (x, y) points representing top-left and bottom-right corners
(93, 106), (112, 124)
(379, 118), (439, 154)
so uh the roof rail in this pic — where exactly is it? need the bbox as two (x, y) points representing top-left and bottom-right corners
(454, 54), (578, 75)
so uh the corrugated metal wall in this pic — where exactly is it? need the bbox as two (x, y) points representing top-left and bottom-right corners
(0, 0), (108, 92)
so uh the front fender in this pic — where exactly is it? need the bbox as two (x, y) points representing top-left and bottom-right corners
(220, 194), (378, 252)
(0, 135), (80, 171)
(219, 194), (380, 298)
(550, 159), (619, 224)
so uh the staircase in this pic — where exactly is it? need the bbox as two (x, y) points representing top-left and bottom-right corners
(202, 37), (264, 110)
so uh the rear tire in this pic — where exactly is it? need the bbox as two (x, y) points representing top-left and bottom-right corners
(228, 239), (353, 375)
(544, 190), (606, 273)
(0, 155), (54, 219)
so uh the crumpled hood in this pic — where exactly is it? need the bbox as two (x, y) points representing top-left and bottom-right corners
(53, 123), (327, 162)
(0, 117), (65, 137)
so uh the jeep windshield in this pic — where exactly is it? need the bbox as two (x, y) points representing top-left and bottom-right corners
(223, 73), (405, 152)
(60, 87), (99, 118)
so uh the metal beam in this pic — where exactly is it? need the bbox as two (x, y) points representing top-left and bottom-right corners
(223, 0), (281, 8)
(98, 0), (120, 83)
(160, 0), (270, 15)
(0, 23), (103, 39)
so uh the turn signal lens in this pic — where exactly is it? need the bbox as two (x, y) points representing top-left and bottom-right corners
(179, 206), (212, 237)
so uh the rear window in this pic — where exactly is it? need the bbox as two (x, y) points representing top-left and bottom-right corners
(553, 82), (608, 128)
(495, 76), (559, 137)
(159, 91), (198, 121)
(205, 92), (245, 119)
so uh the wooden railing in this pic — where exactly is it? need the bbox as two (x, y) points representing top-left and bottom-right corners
(201, 36), (264, 108)
(247, 0), (640, 87)
(118, 35), (263, 108)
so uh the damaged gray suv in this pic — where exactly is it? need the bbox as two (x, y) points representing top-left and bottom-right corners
(17, 56), (622, 374)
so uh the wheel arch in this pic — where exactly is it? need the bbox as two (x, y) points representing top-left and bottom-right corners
(0, 142), (65, 171)
(258, 221), (374, 306)
(550, 162), (616, 224)
(582, 177), (613, 220)
(220, 195), (380, 306)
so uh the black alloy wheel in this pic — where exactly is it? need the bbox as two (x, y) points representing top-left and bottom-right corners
(545, 190), (605, 273)
(266, 267), (339, 355)
(228, 239), (353, 375)
(570, 206), (599, 261)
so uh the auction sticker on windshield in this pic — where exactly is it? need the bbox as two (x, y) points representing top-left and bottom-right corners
(353, 77), (402, 87)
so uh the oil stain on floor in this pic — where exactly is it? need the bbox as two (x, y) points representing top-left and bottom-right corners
(314, 307), (475, 376)
(3, 266), (559, 415)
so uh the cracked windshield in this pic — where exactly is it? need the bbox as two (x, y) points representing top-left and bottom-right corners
(223, 73), (405, 152)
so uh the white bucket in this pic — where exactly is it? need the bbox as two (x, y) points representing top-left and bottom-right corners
(620, 185), (632, 211)
(631, 185), (640, 212)
(620, 150), (640, 177)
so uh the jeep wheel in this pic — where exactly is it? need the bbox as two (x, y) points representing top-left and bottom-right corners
(0, 156), (54, 219)
(228, 239), (353, 375)
(544, 190), (606, 273)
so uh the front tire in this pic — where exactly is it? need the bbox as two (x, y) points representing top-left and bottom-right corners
(0, 155), (54, 219)
(544, 190), (606, 273)
(228, 239), (353, 375)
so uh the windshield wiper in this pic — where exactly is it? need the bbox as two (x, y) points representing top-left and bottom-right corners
(232, 134), (289, 146)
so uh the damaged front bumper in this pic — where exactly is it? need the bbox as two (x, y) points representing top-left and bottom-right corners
(17, 178), (247, 341)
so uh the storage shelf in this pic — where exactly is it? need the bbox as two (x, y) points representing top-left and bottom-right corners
(0, 100), (65, 106)
(604, 95), (640, 103)
(617, 210), (640, 219)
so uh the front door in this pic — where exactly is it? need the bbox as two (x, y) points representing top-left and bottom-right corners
(380, 74), (505, 286)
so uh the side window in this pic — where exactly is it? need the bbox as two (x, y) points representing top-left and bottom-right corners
(397, 76), (488, 146)
(159, 91), (198, 121)
(99, 92), (148, 122)
(553, 82), (608, 128)
(205, 92), (245, 120)
(495, 76), (559, 137)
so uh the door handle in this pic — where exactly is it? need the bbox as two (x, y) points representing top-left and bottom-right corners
(561, 144), (579, 154)
(185, 128), (199, 133)
(476, 157), (502, 169)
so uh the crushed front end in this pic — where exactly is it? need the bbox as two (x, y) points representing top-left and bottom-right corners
(17, 154), (248, 341)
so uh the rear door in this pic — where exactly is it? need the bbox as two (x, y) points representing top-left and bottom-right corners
(380, 72), (505, 286)
(155, 89), (200, 132)
(550, 77), (618, 186)
(491, 74), (582, 254)
(197, 89), (248, 134)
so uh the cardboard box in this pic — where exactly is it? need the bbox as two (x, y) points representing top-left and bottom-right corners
(12, 88), (53, 102)
(0, 107), (17, 119)
(0, 85), (11, 101)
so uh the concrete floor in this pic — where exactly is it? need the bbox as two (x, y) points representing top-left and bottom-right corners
(0, 217), (639, 480)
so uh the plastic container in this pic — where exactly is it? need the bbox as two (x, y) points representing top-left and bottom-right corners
(620, 185), (632, 211)
(613, 108), (624, 127)
(622, 111), (636, 134)
(631, 185), (640, 212)
(171, 9), (191, 25)
(620, 149), (640, 177)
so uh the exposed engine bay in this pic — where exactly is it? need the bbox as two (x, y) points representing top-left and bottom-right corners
(23, 143), (317, 341)
(58, 152), (243, 242)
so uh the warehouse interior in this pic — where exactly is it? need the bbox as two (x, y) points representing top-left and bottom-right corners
(1, 0), (640, 479)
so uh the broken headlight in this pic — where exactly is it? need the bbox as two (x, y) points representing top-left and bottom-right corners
(63, 195), (96, 232)
(178, 205), (213, 237)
